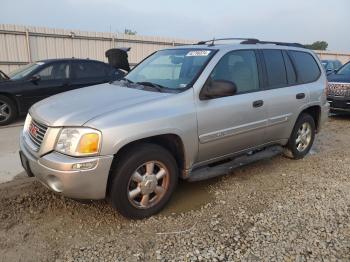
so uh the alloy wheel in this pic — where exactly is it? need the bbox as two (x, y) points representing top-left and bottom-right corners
(0, 101), (11, 123)
(295, 122), (312, 152)
(127, 161), (170, 209)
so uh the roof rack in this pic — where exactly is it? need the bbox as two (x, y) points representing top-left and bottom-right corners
(197, 38), (259, 46)
(197, 38), (304, 48)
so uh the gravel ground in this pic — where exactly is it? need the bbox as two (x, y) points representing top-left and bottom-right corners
(0, 115), (349, 261)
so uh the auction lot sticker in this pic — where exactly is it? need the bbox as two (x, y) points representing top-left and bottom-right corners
(186, 50), (211, 56)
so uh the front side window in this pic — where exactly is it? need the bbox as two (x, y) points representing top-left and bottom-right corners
(210, 50), (260, 94)
(37, 62), (70, 80)
(125, 49), (215, 90)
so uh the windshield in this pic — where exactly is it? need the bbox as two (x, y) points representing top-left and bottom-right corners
(337, 62), (350, 75)
(8, 62), (44, 80)
(125, 49), (215, 89)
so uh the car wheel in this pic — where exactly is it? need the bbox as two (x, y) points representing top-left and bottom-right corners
(284, 113), (315, 159)
(109, 143), (178, 219)
(0, 95), (17, 126)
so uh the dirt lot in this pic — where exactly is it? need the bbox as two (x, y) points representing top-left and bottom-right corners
(0, 115), (349, 261)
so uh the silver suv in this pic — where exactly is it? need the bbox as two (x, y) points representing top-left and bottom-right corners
(19, 38), (329, 218)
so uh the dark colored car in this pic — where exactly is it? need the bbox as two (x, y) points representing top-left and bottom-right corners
(321, 59), (342, 75)
(0, 58), (125, 125)
(327, 61), (350, 113)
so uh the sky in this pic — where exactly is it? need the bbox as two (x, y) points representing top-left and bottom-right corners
(1, 0), (349, 52)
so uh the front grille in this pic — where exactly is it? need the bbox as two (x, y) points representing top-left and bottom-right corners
(327, 82), (350, 97)
(27, 119), (48, 150)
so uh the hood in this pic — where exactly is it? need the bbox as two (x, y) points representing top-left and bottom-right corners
(327, 73), (350, 83)
(30, 83), (172, 126)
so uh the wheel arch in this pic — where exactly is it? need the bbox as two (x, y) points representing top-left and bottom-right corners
(106, 133), (186, 196)
(299, 105), (321, 132)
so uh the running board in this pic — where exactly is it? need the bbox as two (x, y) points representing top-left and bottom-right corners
(187, 145), (283, 182)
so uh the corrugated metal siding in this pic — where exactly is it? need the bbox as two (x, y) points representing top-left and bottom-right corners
(1, 24), (349, 74)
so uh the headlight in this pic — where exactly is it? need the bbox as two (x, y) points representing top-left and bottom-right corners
(55, 128), (101, 156)
(23, 114), (32, 135)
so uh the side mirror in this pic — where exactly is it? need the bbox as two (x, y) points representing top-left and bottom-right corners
(30, 75), (41, 83)
(200, 79), (237, 100)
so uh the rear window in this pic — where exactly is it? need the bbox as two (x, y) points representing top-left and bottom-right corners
(289, 51), (320, 83)
(263, 50), (287, 88)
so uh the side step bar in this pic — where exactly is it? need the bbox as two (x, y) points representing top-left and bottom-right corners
(187, 145), (283, 182)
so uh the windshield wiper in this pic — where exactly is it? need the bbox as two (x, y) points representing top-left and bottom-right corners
(135, 81), (165, 92)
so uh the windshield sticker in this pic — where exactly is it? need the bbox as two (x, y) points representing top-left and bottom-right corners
(36, 62), (45, 65)
(186, 50), (211, 57)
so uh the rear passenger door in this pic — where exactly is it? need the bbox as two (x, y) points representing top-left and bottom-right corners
(261, 49), (320, 143)
(70, 60), (111, 90)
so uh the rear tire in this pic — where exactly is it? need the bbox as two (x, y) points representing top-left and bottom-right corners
(0, 95), (17, 126)
(284, 113), (315, 159)
(109, 143), (178, 219)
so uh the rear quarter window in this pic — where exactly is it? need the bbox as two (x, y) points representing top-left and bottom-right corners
(289, 51), (321, 84)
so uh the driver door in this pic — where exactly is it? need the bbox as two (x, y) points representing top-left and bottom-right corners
(195, 50), (268, 163)
(19, 61), (71, 110)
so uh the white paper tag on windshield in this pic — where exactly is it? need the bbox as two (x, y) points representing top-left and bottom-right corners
(186, 50), (211, 57)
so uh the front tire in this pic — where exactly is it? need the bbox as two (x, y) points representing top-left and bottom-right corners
(0, 95), (17, 126)
(284, 113), (316, 159)
(109, 143), (178, 219)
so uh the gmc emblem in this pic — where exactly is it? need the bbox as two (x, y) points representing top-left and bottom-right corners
(29, 123), (39, 138)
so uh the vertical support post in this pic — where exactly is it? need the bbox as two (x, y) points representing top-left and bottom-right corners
(25, 28), (32, 63)
(111, 33), (115, 48)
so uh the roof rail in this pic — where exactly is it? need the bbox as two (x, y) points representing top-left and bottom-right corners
(197, 38), (304, 48)
(254, 41), (304, 48)
(197, 38), (259, 46)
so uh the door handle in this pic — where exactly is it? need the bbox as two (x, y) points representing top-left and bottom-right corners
(296, 93), (305, 99)
(253, 100), (264, 108)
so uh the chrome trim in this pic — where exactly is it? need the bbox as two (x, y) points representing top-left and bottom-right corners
(199, 119), (268, 144)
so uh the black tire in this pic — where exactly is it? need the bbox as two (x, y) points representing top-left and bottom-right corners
(109, 143), (178, 219)
(284, 113), (316, 159)
(0, 95), (17, 126)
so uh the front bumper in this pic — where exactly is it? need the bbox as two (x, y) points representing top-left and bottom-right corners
(327, 96), (350, 112)
(19, 135), (114, 200)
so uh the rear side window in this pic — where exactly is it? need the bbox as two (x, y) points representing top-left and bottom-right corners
(282, 51), (297, 85)
(289, 51), (320, 83)
(262, 50), (287, 88)
(73, 61), (107, 79)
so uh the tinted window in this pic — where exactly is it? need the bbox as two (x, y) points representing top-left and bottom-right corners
(37, 62), (70, 80)
(210, 50), (259, 94)
(289, 51), (321, 83)
(282, 51), (297, 85)
(73, 61), (107, 79)
(263, 50), (287, 88)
